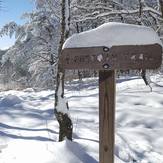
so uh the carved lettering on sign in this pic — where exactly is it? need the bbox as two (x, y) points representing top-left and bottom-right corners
(60, 44), (162, 70)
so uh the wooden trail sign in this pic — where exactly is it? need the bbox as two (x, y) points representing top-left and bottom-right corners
(60, 44), (162, 70)
(60, 43), (162, 163)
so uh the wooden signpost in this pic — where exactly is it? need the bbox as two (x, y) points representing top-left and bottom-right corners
(60, 43), (162, 163)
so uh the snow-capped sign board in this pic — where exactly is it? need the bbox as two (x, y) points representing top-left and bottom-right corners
(60, 44), (162, 70)
(60, 22), (163, 163)
(63, 22), (162, 48)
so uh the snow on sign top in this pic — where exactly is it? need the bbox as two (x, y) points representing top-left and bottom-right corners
(63, 22), (162, 49)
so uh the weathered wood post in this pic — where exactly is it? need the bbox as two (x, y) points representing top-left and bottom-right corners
(60, 43), (162, 163)
(99, 70), (115, 163)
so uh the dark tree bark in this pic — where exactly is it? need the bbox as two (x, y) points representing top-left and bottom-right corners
(138, 0), (151, 88)
(159, 0), (163, 16)
(138, 0), (143, 25)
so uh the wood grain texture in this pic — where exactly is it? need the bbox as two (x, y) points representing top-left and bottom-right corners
(99, 70), (115, 163)
(60, 44), (162, 70)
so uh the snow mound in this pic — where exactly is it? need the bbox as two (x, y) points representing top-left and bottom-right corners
(53, 139), (97, 163)
(63, 22), (162, 48)
(23, 88), (35, 93)
(0, 94), (23, 107)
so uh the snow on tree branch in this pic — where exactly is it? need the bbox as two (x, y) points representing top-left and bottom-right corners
(73, 7), (162, 23)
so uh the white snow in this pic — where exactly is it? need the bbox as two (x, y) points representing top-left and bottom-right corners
(139, 53), (144, 60)
(131, 55), (136, 60)
(97, 54), (103, 62)
(55, 73), (69, 114)
(63, 22), (162, 49)
(0, 74), (163, 162)
(0, 94), (23, 107)
(23, 88), (35, 93)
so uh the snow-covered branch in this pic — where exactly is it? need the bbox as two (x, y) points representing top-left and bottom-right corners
(71, 5), (113, 12)
(73, 7), (162, 23)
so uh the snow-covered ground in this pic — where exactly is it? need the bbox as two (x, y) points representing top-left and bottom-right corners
(0, 74), (163, 163)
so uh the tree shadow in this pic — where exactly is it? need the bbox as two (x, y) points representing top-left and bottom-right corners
(73, 133), (99, 143)
(66, 79), (98, 92)
(66, 139), (98, 163)
(116, 77), (140, 83)
(0, 108), (58, 142)
(0, 131), (54, 142)
(0, 107), (54, 121)
(151, 82), (163, 88)
(0, 122), (57, 134)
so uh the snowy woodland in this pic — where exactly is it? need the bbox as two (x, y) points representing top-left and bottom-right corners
(0, 0), (163, 163)
(0, 0), (163, 89)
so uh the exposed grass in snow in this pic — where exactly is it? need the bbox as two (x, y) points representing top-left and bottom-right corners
(0, 74), (163, 163)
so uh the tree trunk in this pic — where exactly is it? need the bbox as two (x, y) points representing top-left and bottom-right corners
(159, 0), (163, 16)
(54, 0), (73, 142)
(138, 0), (143, 25)
(138, 0), (151, 87)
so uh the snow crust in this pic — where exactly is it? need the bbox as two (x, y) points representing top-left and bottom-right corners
(63, 22), (162, 48)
